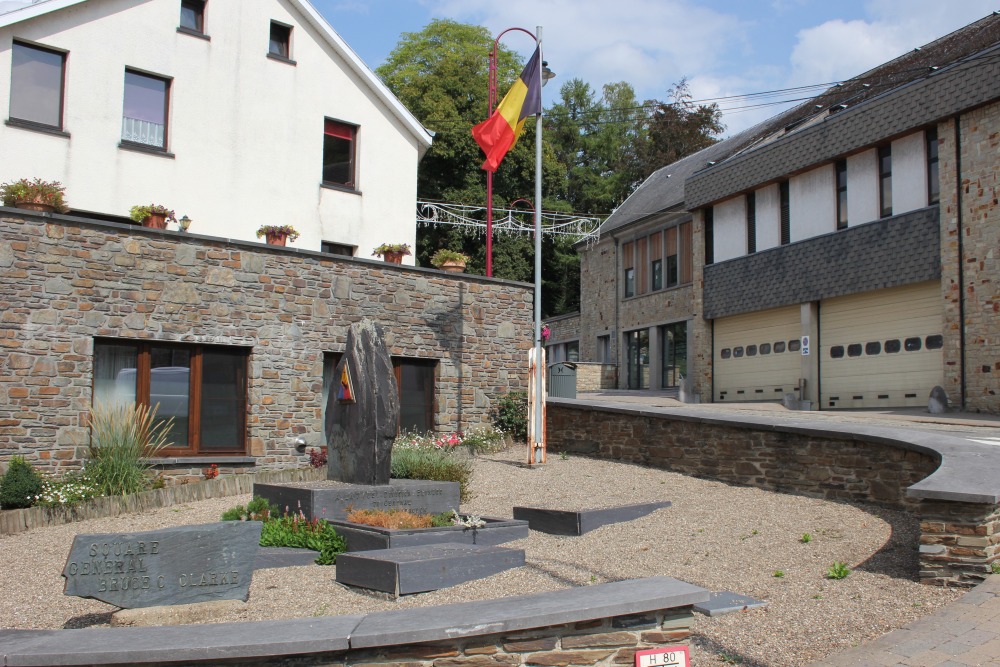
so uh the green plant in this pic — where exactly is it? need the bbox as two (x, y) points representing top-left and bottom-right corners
(489, 391), (528, 442)
(719, 653), (742, 665)
(991, 561), (1000, 575)
(461, 425), (507, 455)
(391, 444), (473, 502)
(1, 178), (69, 211)
(83, 402), (173, 497)
(800, 532), (812, 543)
(372, 242), (412, 257)
(429, 248), (470, 267)
(129, 203), (176, 223)
(0, 456), (44, 509)
(773, 569), (785, 578)
(260, 511), (346, 565)
(827, 561), (851, 580)
(33, 470), (101, 507)
(560, 451), (570, 461)
(256, 224), (300, 241)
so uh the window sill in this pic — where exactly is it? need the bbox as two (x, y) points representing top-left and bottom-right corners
(119, 141), (175, 159)
(266, 52), (297, 66)
(5, 118), (70, 139)
(320, 182), (361, 196)
(147, 456), (256, 465)
(177, 26), (211, 41)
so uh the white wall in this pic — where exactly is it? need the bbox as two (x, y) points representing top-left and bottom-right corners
(846, 149), (879, 226)
(0, 0), (426, 261)
(755, 183), (781, 251)
(712, 195), (746, 262)
(892, 131), (927, 214)
(789, 163), (835, 242)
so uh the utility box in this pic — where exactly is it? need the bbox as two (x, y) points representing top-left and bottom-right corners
(549, 362), (578, 399)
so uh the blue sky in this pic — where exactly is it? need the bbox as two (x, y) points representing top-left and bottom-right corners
(315, 0), (1000, 134)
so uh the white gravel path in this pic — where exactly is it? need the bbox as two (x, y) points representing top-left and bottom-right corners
(0, 448), (961, 666)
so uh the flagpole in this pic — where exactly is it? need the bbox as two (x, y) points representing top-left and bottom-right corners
(532, 25), (545, 465)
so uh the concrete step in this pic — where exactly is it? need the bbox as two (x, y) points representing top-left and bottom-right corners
(335, 543), (525, 595)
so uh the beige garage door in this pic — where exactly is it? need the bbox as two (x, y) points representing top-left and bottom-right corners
(714, 305), (801, 402)
(820, 281), (942, 409)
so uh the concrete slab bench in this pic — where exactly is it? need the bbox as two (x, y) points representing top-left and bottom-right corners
(0, 576), (709, 666)
(512, 501), (672, 536)
(335, 542), (525, 595)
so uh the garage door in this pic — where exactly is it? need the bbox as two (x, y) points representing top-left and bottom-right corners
(821, 281), (942, 409)
(714, 305), (801, 402)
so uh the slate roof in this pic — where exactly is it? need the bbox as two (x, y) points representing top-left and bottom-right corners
(600, 11), (1000, 235)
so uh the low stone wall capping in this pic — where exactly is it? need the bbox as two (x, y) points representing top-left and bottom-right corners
(0, 577), (707, 667)
(547, 399), (1000, 587)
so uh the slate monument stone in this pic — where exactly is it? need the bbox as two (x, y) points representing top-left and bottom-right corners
(325, 320), (399, 485)
(63, 521), (262, 609)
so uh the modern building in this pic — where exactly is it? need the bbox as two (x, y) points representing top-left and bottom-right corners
(0, 0), (431, 260)
(549, 14), (1000, 414)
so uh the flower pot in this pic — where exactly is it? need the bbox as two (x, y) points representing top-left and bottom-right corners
(382, 251), (404, 264)
(440, 260), (466, 273)
(142, 213), (167, 229)
(14, 201), (56, 213)
(265, 232), (288, 246)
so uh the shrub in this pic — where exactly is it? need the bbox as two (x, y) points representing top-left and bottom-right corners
(84, 402), (173, 497)
(489, 391), (528, 441)
(391, 445), (473, 502)
(0, 456), (44, 509)
(260, 510), (345, 565)
(461, 425), (508, 455)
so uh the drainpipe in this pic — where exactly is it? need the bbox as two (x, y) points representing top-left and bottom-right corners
(954, 115), (967, 408)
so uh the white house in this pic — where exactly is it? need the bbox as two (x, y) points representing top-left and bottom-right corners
(0, 0), (432, 260)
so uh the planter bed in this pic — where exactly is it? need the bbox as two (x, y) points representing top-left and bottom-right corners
(327, 516), (529, 552)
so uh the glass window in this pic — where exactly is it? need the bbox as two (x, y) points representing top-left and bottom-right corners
(625, 329), (649, 389)
(904, 337), (922, 352)
(624, 267), (635, 298)
(885, 339), (901, 353)
(780, 181), (790, 245)
(122, 70), (169, 149)
(847, 343), (863, 357)
(567, 341), (580, 362)
(321, 241), (355, 256)
(830, 346), (845, 359)
(598, 335), (611, 363)
(733, 346), (744, 358)
(746, 344), (757, 357)
(720, 348), (731, 360)
(865, 341), (882, 355)
(10, 41), (66, 129)
(94, 340), (247, 454)
(759, 343), (771, 355)
(836, 160), (848, 230)
(665, 255), (678, 288)
(879, 145), (892, 218)
(773, 341), (786, 354)
(704, 207), (714, 265)
(651, 258), (663, 291)
(180, 0), (205, 33)
(323, 119), (357, 188)
(788, 339), (800, 352)
(269, 21), (291, 58)
(660, 322), (687, 388)
(746, 191), (756, 254)
(925, 334), (943, 350)
(927, 128), (939, 205)
(397, 361), (435, 432)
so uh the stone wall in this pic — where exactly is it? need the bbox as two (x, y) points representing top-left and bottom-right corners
(0, 210), (532, 474)
(940, 102), (1000, 413)
(575, 362), (617, 391)
(578, 236), (619, 366)
(547, 402), (999, 587)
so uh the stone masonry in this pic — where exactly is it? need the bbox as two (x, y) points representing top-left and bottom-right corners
(940, 102), (1000, 413)
(0, 211), (532, 474)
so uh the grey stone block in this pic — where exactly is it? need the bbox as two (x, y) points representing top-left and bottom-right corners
(336, 543), (525, 595)
(328, 516), (529, 552)
(254, 478), (460, 521)
(254, 547), (320, 569)
(62, 522), (261, 609)
(512, 501), (671, 536)
(694, 591), (768, 617)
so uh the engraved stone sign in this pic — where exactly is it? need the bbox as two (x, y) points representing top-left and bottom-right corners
(325, 320), (399, 485)
(62, 522), (262, 609)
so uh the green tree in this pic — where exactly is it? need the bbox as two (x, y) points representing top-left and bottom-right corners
(639, 78), (725, 179)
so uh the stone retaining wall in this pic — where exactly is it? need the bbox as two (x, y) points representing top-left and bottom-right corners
(546, 402), (997, 587)
(574, 362), (617, 391)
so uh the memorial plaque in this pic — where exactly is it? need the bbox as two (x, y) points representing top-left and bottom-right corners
(63, 522), (262, 609)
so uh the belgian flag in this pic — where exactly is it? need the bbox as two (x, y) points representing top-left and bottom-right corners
(472, 46), (542, 173)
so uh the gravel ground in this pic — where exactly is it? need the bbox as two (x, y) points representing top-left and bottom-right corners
(0, 448), (962, 666)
